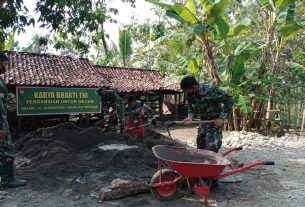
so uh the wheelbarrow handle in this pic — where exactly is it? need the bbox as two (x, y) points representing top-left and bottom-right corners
(222, 146), (243, 157)
(217, 161), (275, 179)
(263, 161), (275, 165)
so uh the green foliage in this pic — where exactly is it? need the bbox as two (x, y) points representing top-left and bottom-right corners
(235, 95), (252, 114)
(146, 1), (199, 25)
(231, 55), (245, 84)
(22, 34), (48, 53)
(188, 58), (199, 74)
(118, 30), (133, 67)
(228, 18), (251, 38)
(0, 0), (34, 47)
(286, 62), (305, 83)
(0, 31), (15, 50)
(277, 21), (303, 38)
(151, 22), (166, 40)
(186, 0), (197, 16)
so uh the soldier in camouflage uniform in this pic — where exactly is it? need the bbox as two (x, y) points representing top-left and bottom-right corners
(96, 86), (125, 133)
(181, 76), (233, 153)
(0, 52), (27, 187)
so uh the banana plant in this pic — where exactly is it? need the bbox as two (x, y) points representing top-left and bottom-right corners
(118, 29), (133, 67)
(0, 30), (16, 50)
(146, 0), (238, 85)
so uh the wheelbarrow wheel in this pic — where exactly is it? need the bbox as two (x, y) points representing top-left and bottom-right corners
(150, 169), (181, 202)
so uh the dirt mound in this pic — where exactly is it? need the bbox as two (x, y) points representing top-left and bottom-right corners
(13, 122), (174, 200)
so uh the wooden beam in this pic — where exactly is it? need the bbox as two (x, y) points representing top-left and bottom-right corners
(85, 114), (90, 127)
(17, 116), (22, 132)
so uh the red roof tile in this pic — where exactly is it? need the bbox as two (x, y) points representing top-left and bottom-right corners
(94, 66), (166, 92)
(1, 51), (179, 93)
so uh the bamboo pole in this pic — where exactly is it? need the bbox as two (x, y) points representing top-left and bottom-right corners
(174, 93), (178, 120)
(301, 109), (305, 132)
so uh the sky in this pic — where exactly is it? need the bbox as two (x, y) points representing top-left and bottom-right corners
(17, 0), (159, 49)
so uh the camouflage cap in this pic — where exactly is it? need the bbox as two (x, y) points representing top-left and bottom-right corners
(96, 86), (108, 95)
(0, 52), (9, 63)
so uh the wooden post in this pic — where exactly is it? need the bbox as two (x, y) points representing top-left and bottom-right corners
(146, 92), (149, 122)
(174, 93), (178, 120)
(301, 109), (305, 132)
(158, 94), (164, 119)
(79, 114), (83, 128)
(85, 114), (90, 127)
(17, 116), (22, 132)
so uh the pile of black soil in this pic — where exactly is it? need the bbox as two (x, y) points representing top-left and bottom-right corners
(13, 122), (174, 197)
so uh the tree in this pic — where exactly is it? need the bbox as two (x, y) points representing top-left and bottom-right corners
(118, 29), (133, 67)
(22, 34), (48, 53)
(0, 0), (34, 48)
(0, 0), (139, 55)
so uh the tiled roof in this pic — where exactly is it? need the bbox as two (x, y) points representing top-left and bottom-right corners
(94, 66), (166, 92)
(2, 51), (107, 87)
(1, 51), (179, 93)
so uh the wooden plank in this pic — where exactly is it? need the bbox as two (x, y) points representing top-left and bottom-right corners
(85, 114), (90, 127)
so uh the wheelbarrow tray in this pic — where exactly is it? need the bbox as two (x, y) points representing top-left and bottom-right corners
(152, 145), (230, 178)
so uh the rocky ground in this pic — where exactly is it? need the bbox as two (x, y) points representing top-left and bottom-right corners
(0, 123), (305, 207)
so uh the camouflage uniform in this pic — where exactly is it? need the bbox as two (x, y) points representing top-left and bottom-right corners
(0, 79), (14, 163)
(99, 89), (125, 130)
(0, 52), (27, 187)
(187, 84), (233, 152)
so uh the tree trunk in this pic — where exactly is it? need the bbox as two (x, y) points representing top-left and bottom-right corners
(232, 105), (240, 131)
(0, 0), (5, 8)
(101, 27), (109, 55)
(246, 22), (276, 130)
(199, 34), (220, 86)
(97, 1), (109, 56)
(266, 35), (282, 126)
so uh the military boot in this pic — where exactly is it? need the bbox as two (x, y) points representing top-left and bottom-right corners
(0, 160), (27, 188)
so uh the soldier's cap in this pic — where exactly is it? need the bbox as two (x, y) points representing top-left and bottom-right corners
(0, 52), (9, 63)
(96, 86), (108, 95)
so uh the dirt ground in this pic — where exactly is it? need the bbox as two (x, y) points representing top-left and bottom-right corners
(1, 123), (305, 207)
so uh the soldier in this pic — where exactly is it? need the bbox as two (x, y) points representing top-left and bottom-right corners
(0, 52), (27, 187)
(181, 75), (233, 152)
(96, 86), (125, 133)
(125, 95), (157, 137)
(181, 75), (233, 189)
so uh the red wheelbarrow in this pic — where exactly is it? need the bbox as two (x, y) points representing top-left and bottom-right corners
(150, 145), (274, 206)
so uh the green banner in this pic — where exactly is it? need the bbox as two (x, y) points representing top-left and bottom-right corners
(16, 87), (101, 115)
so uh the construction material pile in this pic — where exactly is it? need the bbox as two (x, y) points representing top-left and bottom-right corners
(14, 122), (173, 201)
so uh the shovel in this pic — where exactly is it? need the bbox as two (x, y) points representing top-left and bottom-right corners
(164, 120), (215, 127)
(124, 123), (151, 131)
(165, 120), (215, 140)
